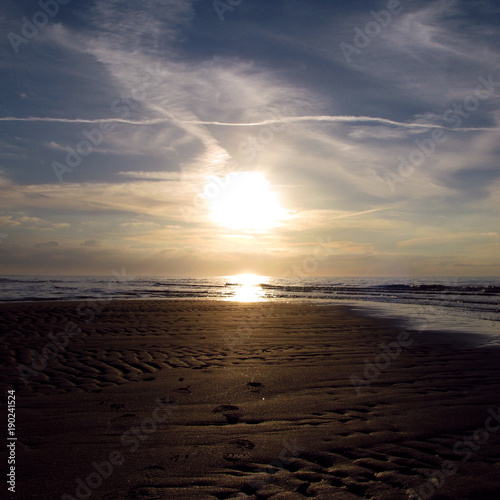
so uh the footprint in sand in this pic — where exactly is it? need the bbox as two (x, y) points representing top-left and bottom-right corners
(213, 405), (239, 412)
(142, 465), (165, 471)
(223, 440), (255, 462)
(247, 382), (264, 393)
(140, 465), (166, 480)
(232, 439), (255, 450)
(222, 452), (247, 462)
(212, 405), (241, 424)
(111, 413), (136, 422)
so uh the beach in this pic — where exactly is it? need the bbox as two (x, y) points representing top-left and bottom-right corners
(2, 299), (500, 499)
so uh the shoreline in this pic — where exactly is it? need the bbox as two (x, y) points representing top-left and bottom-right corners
(2, 300), (500, 499)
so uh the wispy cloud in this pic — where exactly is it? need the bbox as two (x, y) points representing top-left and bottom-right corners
(2, 114), (499, 132)
(1, 0), (499, 275)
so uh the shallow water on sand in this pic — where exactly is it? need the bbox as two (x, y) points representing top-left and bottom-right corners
(1, 275), (498, 338)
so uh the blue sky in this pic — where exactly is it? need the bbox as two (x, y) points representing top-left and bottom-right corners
(0, 0), (499, 276)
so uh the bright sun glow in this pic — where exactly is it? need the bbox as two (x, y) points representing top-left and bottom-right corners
(232, 273), (262, 286)
(225, 273), (267, 302)
(205, 172), (288, 231)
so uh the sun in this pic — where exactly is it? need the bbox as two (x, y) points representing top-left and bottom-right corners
(205, 172), (288, 231)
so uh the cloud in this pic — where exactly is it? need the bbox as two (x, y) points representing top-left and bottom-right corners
(120, 221), (161, 228)
(34, 241), (59, 248)
(0, 212), (70, 231)
(1, 0), (499, 276)
(0, 177), (188, 217)
(2, 113), (499, 132)
(0, 215), (21, 227)
(118, 171), (181, 181)
(81, 239), (100, 247)
(0, 239), (496, 277)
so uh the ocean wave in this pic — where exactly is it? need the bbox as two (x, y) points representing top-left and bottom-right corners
(259, 283), (500, 294)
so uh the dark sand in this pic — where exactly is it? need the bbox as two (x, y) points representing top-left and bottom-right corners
(1, 300), (500, 499)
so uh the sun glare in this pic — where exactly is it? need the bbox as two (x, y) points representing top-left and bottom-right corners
(205, 172), (288, 231)
(233, 273), (262, 286)
(225, 273), (267, 302)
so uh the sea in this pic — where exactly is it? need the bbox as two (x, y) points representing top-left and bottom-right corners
(1, 275), (499, 342)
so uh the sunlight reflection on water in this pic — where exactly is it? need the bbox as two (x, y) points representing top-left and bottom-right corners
(224, 274), (269, 302)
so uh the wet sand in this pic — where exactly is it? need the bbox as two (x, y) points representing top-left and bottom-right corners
(1, 299), (500, 499)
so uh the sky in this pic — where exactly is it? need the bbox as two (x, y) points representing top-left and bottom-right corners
(0, 0), (499, 277)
